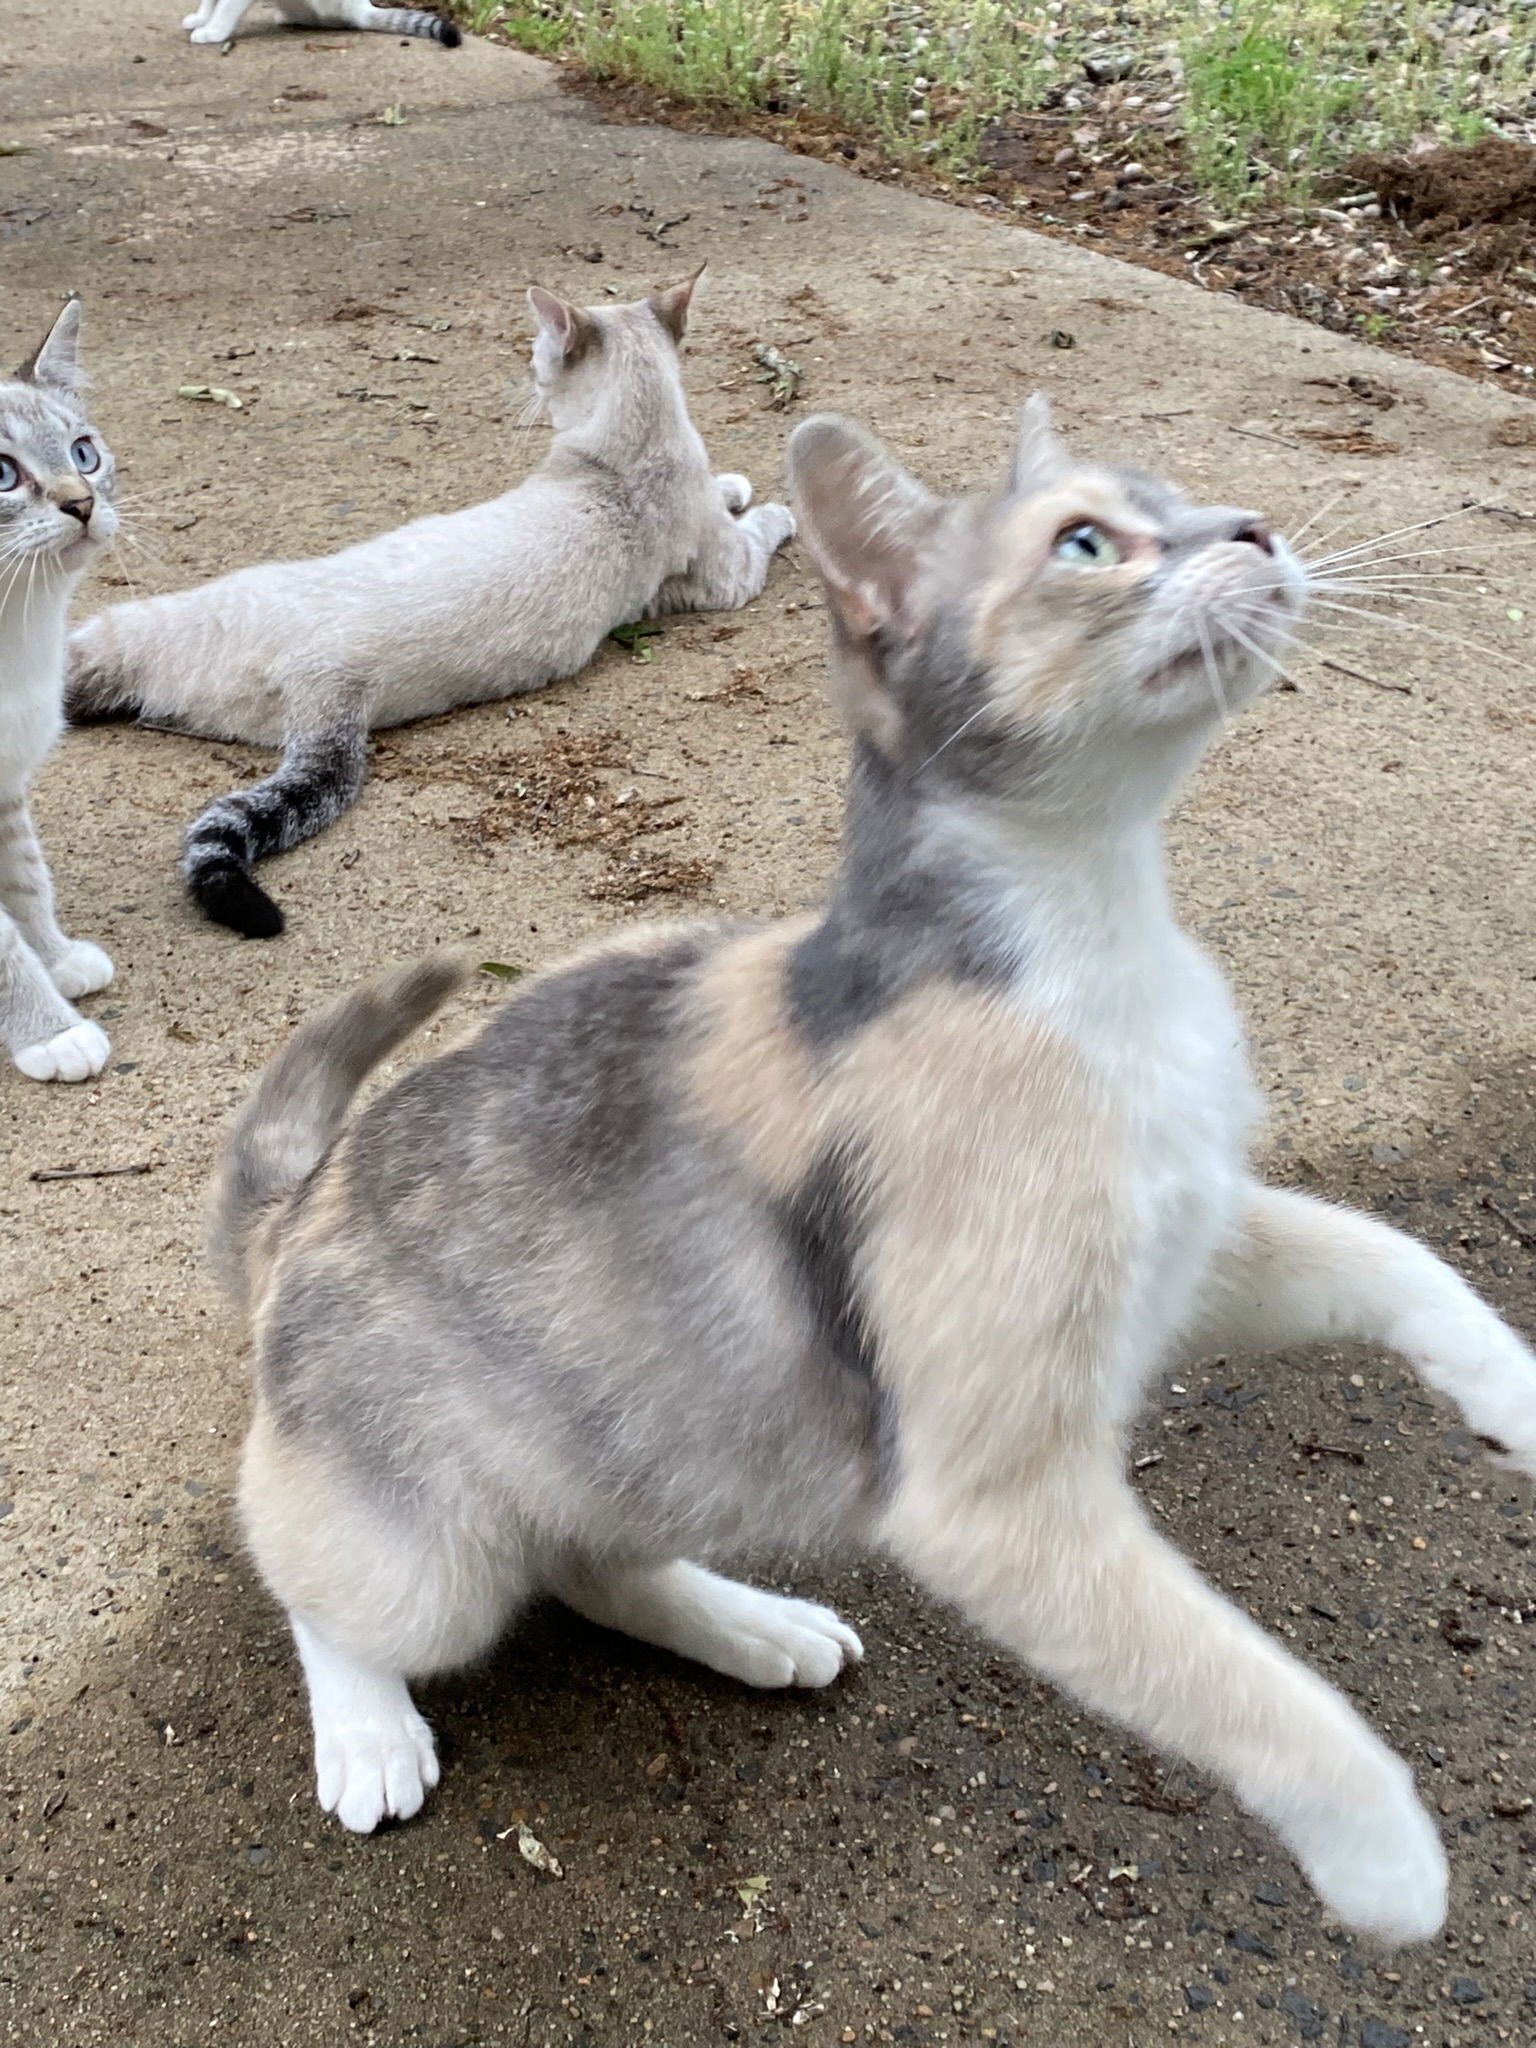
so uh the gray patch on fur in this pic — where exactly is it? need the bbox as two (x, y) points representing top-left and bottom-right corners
(788, 736), (1022, 1048)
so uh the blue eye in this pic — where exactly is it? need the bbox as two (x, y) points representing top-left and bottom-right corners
(1053, 521), (1121, 568)
(0, 456), (18, 491)
(70, 436), (101, 476)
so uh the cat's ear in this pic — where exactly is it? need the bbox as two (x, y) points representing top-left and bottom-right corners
(789, 414), (943, 751)
(1010, 392), (1068, 497)
(18, 296), (83, 393)
(648, 264), (705, 344)
(526, 286), (597, 363)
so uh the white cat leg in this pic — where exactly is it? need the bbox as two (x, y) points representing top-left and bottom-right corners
(1191, 1184), (1536, 1472)
(890, 1458), (1446, 1943)
(182, 0), (216, 26)
(644, 502), (796, 617)
(189, 0), (252, 43)
(0, 797), (113, 996)
(0, 908), (109, 1083)
(291, 1616), (440, 1834)
(552, 1558), (862, 1689)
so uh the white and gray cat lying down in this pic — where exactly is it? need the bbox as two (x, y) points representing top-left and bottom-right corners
(217, 401), (1536, 1944)
(68, 271), (794, 937)
(181, 0), (461, 47)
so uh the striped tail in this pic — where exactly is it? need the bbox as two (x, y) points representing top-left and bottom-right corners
(361, 6), (463, 42)
(184, 716), (368, 940)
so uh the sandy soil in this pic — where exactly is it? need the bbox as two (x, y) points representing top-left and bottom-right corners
(2, 8), (1535, 2045)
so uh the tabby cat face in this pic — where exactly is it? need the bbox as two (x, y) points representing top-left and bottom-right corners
(0, 301), (118, 589)
(790, 398), (1307, 807)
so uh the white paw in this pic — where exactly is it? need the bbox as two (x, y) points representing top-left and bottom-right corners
(746, 502), (796, 553)
(1284, 1769), (1447, 1944)
(315, 1700), (440, 1834)
(189, 24), (230, 42)
(13, 1019), (111, 1084)
(48, 939), (114, 1000)
(1400, 1310), (1536, 1478)
(716, 472), (754, 514)
(181, 9), (205, 24)
(696, 1583), (863, 1690)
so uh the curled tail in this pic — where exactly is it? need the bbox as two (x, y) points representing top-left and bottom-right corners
(361, 6), (462, 42)
(209, 952), (468, 1307)
(184, 711), (368, 939)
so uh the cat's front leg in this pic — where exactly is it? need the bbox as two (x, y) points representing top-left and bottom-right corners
(0, 909), (109, 1083)
(182, 0), (216, 26)
(188, 0), (251, 43)
(645, 501), (796, 618)
(1189, 1183), (1536, 1473)
(888, 1450), (1446, 1942)
(0, 800), (114, 1001)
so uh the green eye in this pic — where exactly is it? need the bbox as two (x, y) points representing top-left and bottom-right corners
(1053, 521), (1120, 568)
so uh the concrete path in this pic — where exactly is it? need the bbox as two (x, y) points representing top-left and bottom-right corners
(2, 7), (1534, 2043)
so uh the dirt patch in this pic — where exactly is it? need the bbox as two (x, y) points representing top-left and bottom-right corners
(373, 723), (718, 906)
(1351, 137), (1536, 233)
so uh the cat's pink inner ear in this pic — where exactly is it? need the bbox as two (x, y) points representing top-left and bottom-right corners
(18, 296), (82, 391)
(526, 287), (589, 359)
(648, 264), (705, 343)
(789, 414), (939, 641)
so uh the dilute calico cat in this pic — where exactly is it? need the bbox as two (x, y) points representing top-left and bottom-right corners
(209, 398), (1530, 1942)
(68, 272), (792, 937)
(0, 302), (118, 1083)
(181, 0), (461, 47)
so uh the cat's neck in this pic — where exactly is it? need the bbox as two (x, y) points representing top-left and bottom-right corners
(556, 342), (705, 475)
(796, 740), (1196, 1043)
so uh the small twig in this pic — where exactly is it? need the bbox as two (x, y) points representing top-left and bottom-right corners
(1132, 1452), (1164, 1471)
(1319, 655), (1410, 695)
(1482, 1194), (1536, 1251)
(639, 211), (690, 247)
(1137, 407), (1198, 420)
(30, 1161), (155, 1184)
(1227, 423), (1300, 451)
(1292, 1434), (1366, 1466)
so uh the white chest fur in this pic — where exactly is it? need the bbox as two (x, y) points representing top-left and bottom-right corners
(0, 590), (69, 787)
(992, 824), (1260, 1416)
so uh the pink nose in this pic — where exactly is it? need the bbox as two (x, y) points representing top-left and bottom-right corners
(1234, 518), (1275, 555)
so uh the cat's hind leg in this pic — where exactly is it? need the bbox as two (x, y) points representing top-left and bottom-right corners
(182, 684), (368, 938)
(241, 1403), (524, 1832)
(550, 1558), (862, 1689)
(1190, 1184), (1536, 1474)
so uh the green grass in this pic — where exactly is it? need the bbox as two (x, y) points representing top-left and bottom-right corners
(455, 1), (1536, 211)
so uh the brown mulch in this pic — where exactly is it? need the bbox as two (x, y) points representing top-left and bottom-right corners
(566, 69), (1536, 401)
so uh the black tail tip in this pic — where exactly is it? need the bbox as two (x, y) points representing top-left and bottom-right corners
(191, 864), (286, 940)
(436, 18), (463, 45)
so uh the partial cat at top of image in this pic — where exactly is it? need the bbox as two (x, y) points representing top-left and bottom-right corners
(0, 300), (118, 1085)
(68, 269), (795, 939)
(214, 397), (1536, 1942)
(181, 0), (462, 48)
